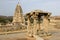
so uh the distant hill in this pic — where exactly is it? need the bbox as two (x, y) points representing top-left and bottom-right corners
(0, 15), (13, 24)
(50, 16), (60, 20)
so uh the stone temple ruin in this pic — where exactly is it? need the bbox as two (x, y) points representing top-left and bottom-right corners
(0, 2), (26, 32)
(24, 10), (51, 37)
(0, 1), (52, 40)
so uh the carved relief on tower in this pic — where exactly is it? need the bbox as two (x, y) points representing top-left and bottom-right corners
(12, 2), (24, 24)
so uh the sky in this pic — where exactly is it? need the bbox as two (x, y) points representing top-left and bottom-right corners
(0, 0), (60, 16)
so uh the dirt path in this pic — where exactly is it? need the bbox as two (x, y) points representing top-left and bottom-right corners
(0, 32), (27, 40)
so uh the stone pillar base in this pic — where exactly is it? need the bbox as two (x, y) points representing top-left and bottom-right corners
(27, 36), (36, 40)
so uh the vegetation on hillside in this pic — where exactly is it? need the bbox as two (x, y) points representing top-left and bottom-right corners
(0, 16), (13, 25)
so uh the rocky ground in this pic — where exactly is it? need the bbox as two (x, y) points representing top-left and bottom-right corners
(0, 29), (60, 40)
(0, 32), (26, 40)
(0, 32), (35, 40)
(44, 29), (60, 40)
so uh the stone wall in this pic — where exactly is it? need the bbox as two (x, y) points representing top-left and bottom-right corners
(0, 24), (26, 32)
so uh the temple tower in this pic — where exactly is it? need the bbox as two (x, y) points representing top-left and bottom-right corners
(12, 1), (24, 25)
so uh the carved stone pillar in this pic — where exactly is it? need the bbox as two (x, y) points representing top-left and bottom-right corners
(43, 15), (49, 32)
(27, 18), (31, 36)
(33, 18), (37, 35)
(32, 13), (38, 35)
(27, 14), (33, 37)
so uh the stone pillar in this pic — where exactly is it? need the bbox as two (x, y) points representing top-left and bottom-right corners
(33, 14), (37, 34)
(27, 18), (31, 36)
(33, 18), (37, 35)
(40, 16), (44, 30)
(43, 16), (49, 32)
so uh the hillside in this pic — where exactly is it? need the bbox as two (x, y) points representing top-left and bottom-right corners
(0, 15), (13, 25)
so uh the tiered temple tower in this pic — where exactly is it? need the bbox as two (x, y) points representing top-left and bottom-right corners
(12, 1), (24, 25)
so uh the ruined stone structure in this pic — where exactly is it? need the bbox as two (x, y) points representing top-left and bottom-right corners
(0, 1), (52, 38)
(1, 0), (60, 40)
(24, 10), (51, 36)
